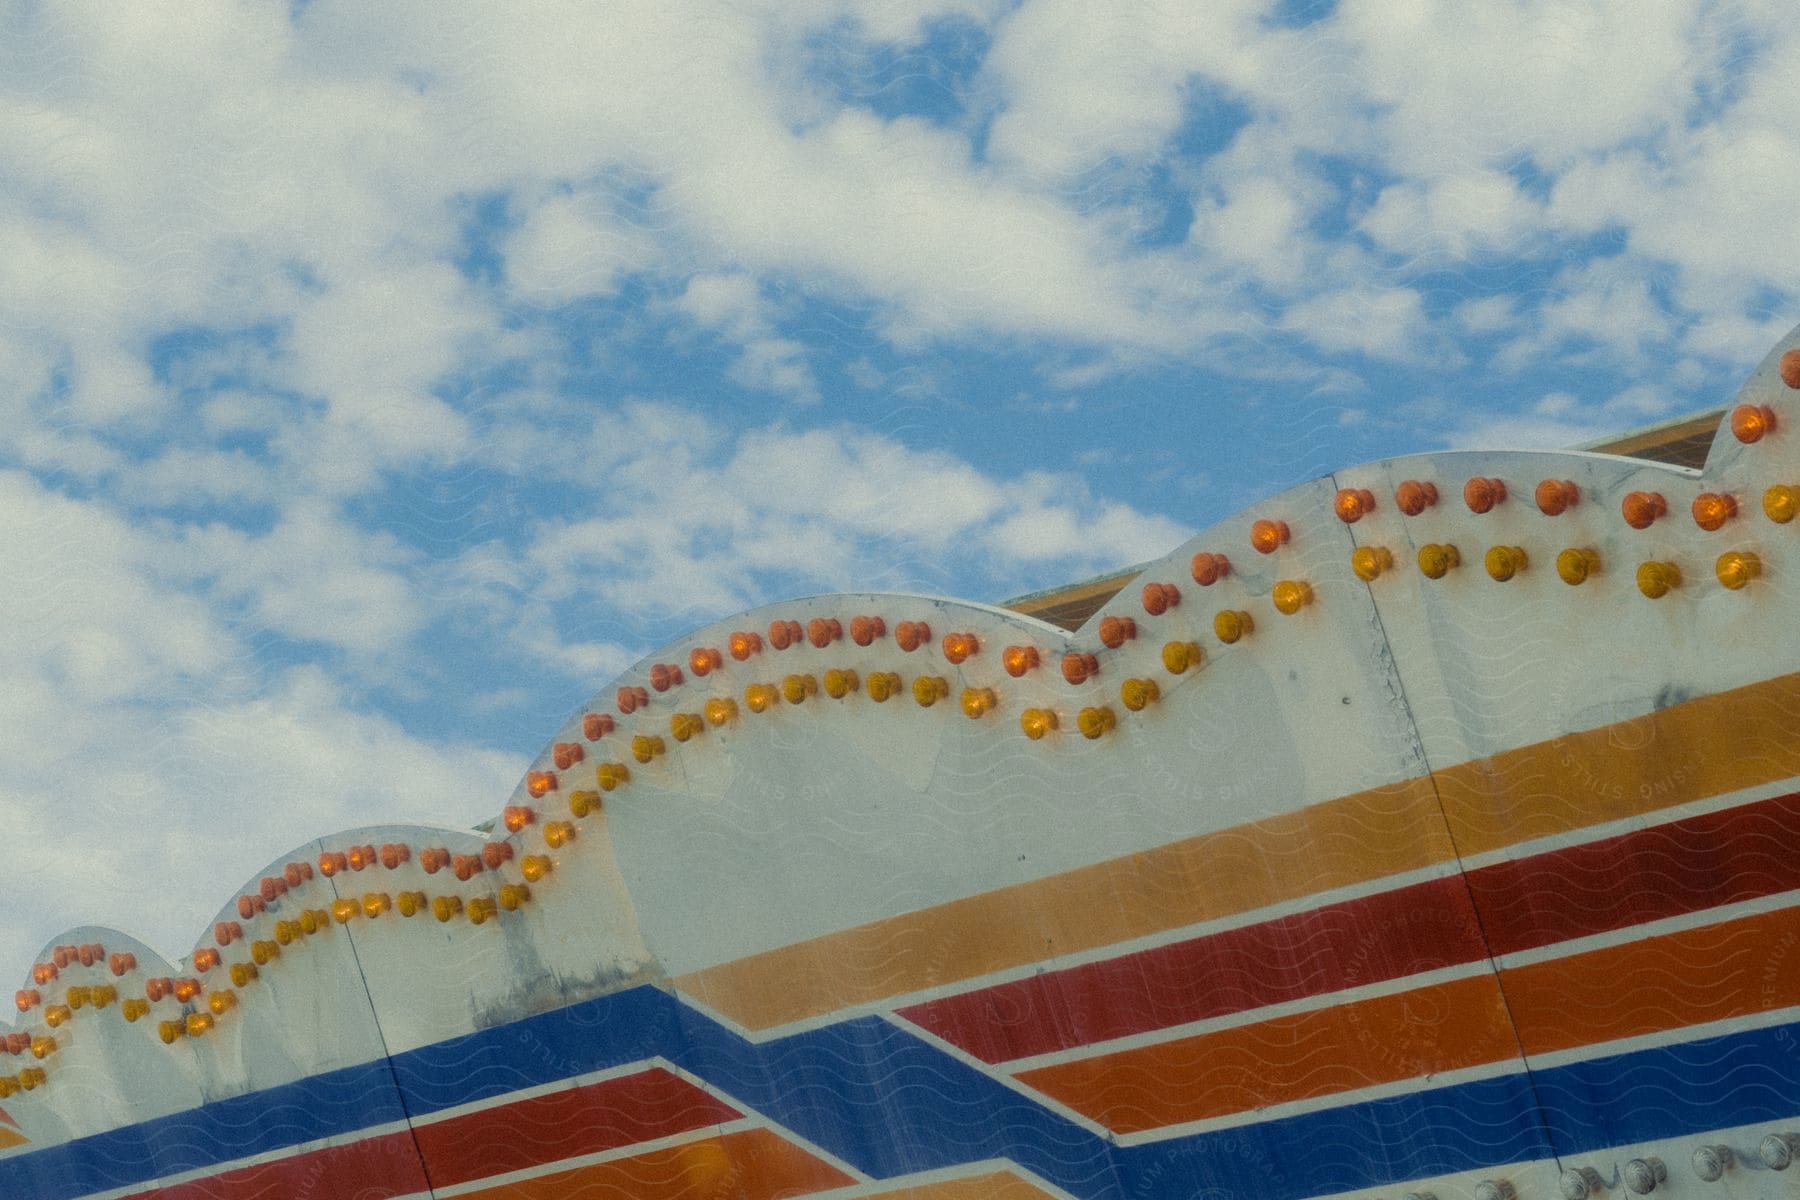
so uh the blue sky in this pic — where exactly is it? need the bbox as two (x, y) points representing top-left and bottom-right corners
(3, 0), (1798, 976)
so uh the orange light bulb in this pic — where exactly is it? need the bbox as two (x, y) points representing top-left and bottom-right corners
(1622, 491), (1667, 529)
(1001, 644), (1040, 676)
(1140, 582), (1180, 615)
(1693, 492), (1738, 531)
(1732, 404), (1776, 444)
(1098, 616), (1136, 649)
(728, 630), (763, 660)
(1535, 479), (1579, 515)
(1395, 480), (1438, 515)
(1190, 551), (1231, 585)
(1250, 519), (1289, 554)
(1061, 651), (1099, 684)
(1463, 477), (1506, 513)
(1334, 487), (1375, 523)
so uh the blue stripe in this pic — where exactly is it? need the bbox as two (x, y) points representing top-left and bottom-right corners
(4, 984), (1799, 1200)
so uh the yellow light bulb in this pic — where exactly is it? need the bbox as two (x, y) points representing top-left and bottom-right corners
(1556, 548), (1599, 586)
(1637, 560), (1682, 599)
(1484, 546), (1527, 582)
(1351, 545), (1392, 582)
(1418, 543), (1460, 579)
(1120, 678), (1160, 711)
(1020, 708), (1059, 740)
(1271, 580), (1313, 614)
(1161, 640), (1201, 674)
(1716, 550), (1761, 590)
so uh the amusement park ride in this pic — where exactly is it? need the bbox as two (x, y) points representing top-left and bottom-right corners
(6, 331), (1800, 1200)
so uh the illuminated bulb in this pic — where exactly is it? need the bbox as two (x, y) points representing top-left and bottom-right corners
(807, 617), (843, 648)
(914, 675), (949, 707)
(1622, 491), (1667, 529)
(1140, 582), (1180, 615)
(503, 805), (536, 833)
(524, 771), (555, 800)
(1213, 610), (1253, 644)
(362, 892), (391, 918)
(1395, 480), (1438, 515)
(1162, 640), (1201, 673)
(670, 712), (704, 742)
(823, 668), (859, 698)
(1056, 649), (1100, 686)
(942, 632), (979, 663)
(1334, 487), (1376, 523)
(1190, 551), (1231, 585)
(27, 1035), (53, 1059)
(894, 620), (931, 651)
(1077, 706), (1116, 739)
(631, 734), (665, 763)
(1535, 479), (1579, 515)
(1271, 580), (1313, 614)
(1002, 645), (1040, 676)
(185, 1012), (214, 1037)
(1556, 548), (1600, 586)
(13, 990), (37, 1013)
(583, 712), (615, 740)
(209, 990), (238, 1016)
(1418, 543), (1460, 579)
(396, 891), (425, 917)
(499, 883), (531, 911)
(1732, 404), (1776, 443)
(688, 646), (723, 676)
(745, 682), (778, 713)
(31, 963), (55, 986)
(866, 671), (901, 702)
(1716, 550), (1761, 590)
(467, 897), (499, 925)
(781, 673), (818, 704)
(1250, 518), (1290, 554)
(521, 855), (553, 883)
(1765, 484), (1800, 524)
(44, 1005), (69, 1028)
(1484, 546), (1527, 582)
(960, 687), (998, 718)
(1637, 560), (1682, 599)
(193, 949), (220, 973)
(543, 820), (576, 848)
(229, 963), (257, 987)
(1120, 677), (1160, 711)
(432, 896), (462, 922)
(728, 630), (762, 660)
(1463, 477), (1506, 513)
(1693, 491), (1738, 531)
(704, 697), (739, 725)
(122, 998), (149, 1022)
(316, 848), (344, 876)
(1098, 616), (1136, 648)
(331, 899), (358, 924)
(1351, 545), (1393, 582)
(849, 615), (886, 645)
(569, 788), (602, 816)
(1020, 708), (1059, 740)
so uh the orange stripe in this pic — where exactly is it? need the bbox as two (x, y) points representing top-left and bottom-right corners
(849, 1170), (1060, 1199)
(1504, 903), (1800, 1057)
(1016, 973), (1516, 1134)
(678, 671), (1798, 1031)
(1435, 672), (1800, 854)
(676, 775), (1449, 1028)
(455, 1126), (854, 1200)
(0, 1127), (24, 1152)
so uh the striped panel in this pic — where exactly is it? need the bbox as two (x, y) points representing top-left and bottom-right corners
(451, 1126), (855, 1200)
(1015, 973), (1517, 1133)
(411, 1067), (739, 1188)
(899, 874), (1484, 1063)
(677, 671), (1799, 1032)
(675, 774), (1451, 1030)
(906, 788), (1800, 1066)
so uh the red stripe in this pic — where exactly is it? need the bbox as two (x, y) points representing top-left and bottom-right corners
(132, 1130), (425, 1199)
(899, 874), (1484, 1064)
(124, 1067), (737, 1198)
(412, 1066), (738, 1188)
(1468, 789), (1800, 955)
